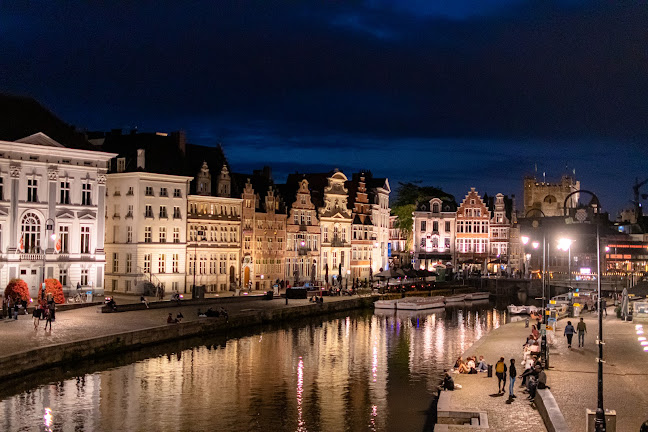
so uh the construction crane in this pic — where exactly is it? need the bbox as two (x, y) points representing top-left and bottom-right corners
(632, 177), (648, 219)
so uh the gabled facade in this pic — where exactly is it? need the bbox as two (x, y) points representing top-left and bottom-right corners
(241, 179), (286, 291)
(367, 177), (391, 272)
(105, 172), (192, 294)
(456, 188), (490, 269)
(285, 179), (320, 285)
(0, 133), (114, 297)
(187, 162), (242, 293)
(489, 193), (511, 271)
(413, 197), (457, 270)
(319, 170), (352, 285)
(350, 174), (374, 280)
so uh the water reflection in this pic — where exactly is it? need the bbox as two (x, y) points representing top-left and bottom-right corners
(1, 304), (505, 432)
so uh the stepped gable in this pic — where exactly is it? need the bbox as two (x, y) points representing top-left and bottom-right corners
(285, 172), (331, 210)
(0, 93), (94, 150)
(232, 167), (286, 214)
(484, 193), (514, 220)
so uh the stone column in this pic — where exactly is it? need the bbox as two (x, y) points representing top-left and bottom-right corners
(8, 164), (20, 253)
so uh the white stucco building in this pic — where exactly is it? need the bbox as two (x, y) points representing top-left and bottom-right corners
(412, 197), (457, 270)
(0, 133), (115, 297)
(104, 171), (193, 294)
(319, 170), (352, 285)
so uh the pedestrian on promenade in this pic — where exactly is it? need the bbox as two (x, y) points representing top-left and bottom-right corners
(577, 317), (587, 347)
(508, 359), (517, 399)
(476, 355), (489, 372)
(495, 357), (507, 393)
(601, 297), (607, 316)
(13, 302), (19, 320)
(32, 306), (41, 329)
(564, 320), (576, 348)
(44, 307), (53, 331)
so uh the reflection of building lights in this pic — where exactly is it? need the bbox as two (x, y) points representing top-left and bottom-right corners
(636, 325), (643, 329)
(296, 357), (305, 431)
(639, 337), (646, 341)
(44, 407), (53, 430)
(372, 344), (378, 383)
(637, 330), (644, 335)
(641, 341), (648, 346)
(644, 346), (648, 352)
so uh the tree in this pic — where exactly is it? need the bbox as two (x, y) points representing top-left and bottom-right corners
(38, 278), (65, 304)
(4, 279), (30, 302)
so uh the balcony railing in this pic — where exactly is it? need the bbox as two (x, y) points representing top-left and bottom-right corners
(21, 253), (44, 261)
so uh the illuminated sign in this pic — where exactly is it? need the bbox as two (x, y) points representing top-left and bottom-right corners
(580, 268), (591, 275)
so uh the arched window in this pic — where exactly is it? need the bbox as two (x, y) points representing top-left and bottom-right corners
(21, 212), (41, 253)
(432, 203), (439, 213)
(544, 195), (557, 204)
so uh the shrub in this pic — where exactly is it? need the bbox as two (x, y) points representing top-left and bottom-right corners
(4, 279), (30, 302)
(38, 278), (65, 304)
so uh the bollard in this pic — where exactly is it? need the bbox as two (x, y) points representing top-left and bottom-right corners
(487, 364), (493, 378)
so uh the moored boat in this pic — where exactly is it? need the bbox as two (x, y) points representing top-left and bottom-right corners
(374, 299), (399, 309)
(444, 294), (467, 304)
(465, 292), (490, 301)
(507, 305), (540, 314)
(396, 296), (445, 310)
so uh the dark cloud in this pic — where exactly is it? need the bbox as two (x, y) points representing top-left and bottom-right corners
(1, 0), (646, 213)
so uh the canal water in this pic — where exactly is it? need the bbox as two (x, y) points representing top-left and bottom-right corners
(0, 303), (506, 432)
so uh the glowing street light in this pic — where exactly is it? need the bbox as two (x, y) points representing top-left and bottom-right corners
(558, 238), (574, 288)
(521, 235), (529, 245)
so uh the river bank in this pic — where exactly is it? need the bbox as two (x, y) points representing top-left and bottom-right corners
(0, 295), (376, 381)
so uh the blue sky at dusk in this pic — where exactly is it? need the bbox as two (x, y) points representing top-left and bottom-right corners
(1, 0), (646, 214)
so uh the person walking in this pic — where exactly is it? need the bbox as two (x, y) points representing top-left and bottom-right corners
(577, 317), (587, 347)
(495, 357), (507, 394)
(508, 359), (517, 399)
(564, 320), (576, 348)
(32, 306), (41, 329)
(44, 307), (53, 331)
(601, 297), (607, 317)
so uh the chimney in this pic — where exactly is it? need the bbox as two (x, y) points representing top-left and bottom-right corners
(137, 149), (145, 170)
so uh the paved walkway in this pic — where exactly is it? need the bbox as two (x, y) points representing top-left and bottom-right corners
(0, 292), (358, 357)
(549, 308), (648, 432)
(443, 320), (547, 431)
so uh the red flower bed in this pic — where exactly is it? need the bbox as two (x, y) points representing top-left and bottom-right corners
(4, 278), (30, 302)
(38, 278), (65, 304)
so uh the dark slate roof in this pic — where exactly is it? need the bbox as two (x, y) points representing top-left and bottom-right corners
(285, 172), (333, 210)
(0, 93), (95, 150)
(232, 167), (286, 214)
(415, 197), (458, 212)
(185, 143), (229, 195)
(98, 130), (187, 175)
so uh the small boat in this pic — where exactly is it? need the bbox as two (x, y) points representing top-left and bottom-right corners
(507, 305), (540, 315)
(465, 292), (490, 301)
(396, 296), (445, 310)
(444, 294), (467, 304)
(374, 299), (399, 309)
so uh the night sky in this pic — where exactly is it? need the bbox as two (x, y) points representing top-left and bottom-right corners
(1, 1), (646, 214)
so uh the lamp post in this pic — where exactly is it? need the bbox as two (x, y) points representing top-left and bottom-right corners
(521, 236), (529, 278)
(558, 238), (573, 288)
(42, 218), (55, 298)
(192, 227), (205, 296)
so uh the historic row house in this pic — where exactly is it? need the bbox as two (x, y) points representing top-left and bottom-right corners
(0, 133), (115, 297)
(285, 179), (320, 285)
(456, 188), (491, 268)
(412, 197), (457, 271)
(105, 170), (192, 294)
(319, 170), (353, 285)
(368, 177), (391, 272)
(350, 174), (375, 280)
(241, 179), (286, 291)
(187, 162), (242, 293)
(489, 193), (510, 262)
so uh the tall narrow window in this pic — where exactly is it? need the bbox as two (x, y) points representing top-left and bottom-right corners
(159, 254), (166, 273)
(82, 182), (92, 205)
(80, 226), (90, 253)
(126, 253), (132, 273)
(144, 254), (151, 273)
(173, 228), (180, 243)
(159, 227), (167, 243)
(21, 212), (41, 253)
(80, 269), (89, 286)
(60, 181), (70, 204)
(172, 254), (179, 273)
(0, 177), (4, 200)
(127, 226), (133, 243)
(145, 205), (153, 218)
(112, 253), (119, 273)
(59, 269), (67, 286)
(159, 206), (168, 218)
(144, 227), (152, 243)
(173, 206), (181, 219)
(27, 178), (38, 202)
(59, 226), (69, 253)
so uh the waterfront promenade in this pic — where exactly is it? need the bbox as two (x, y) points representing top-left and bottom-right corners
(440, 319), (546, 431)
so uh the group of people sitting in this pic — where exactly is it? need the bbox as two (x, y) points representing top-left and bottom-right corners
(309, 295), (324, 304)
(167, 312), (184, 324)
(452, 355), (489, 374)
(523, 324), (542, 356)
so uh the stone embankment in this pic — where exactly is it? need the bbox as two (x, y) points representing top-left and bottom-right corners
(0, 296), (376, 381)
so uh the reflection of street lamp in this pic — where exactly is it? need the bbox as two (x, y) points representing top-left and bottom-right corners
(370, 241), (379, 286)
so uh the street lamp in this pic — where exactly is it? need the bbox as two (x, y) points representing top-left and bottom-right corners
(192, 227), (205, 296)
(42, 218), (54, 299)
(558, 238), (574, 288)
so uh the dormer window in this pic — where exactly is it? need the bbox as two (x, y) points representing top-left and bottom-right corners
(432, 203), (439, 213)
